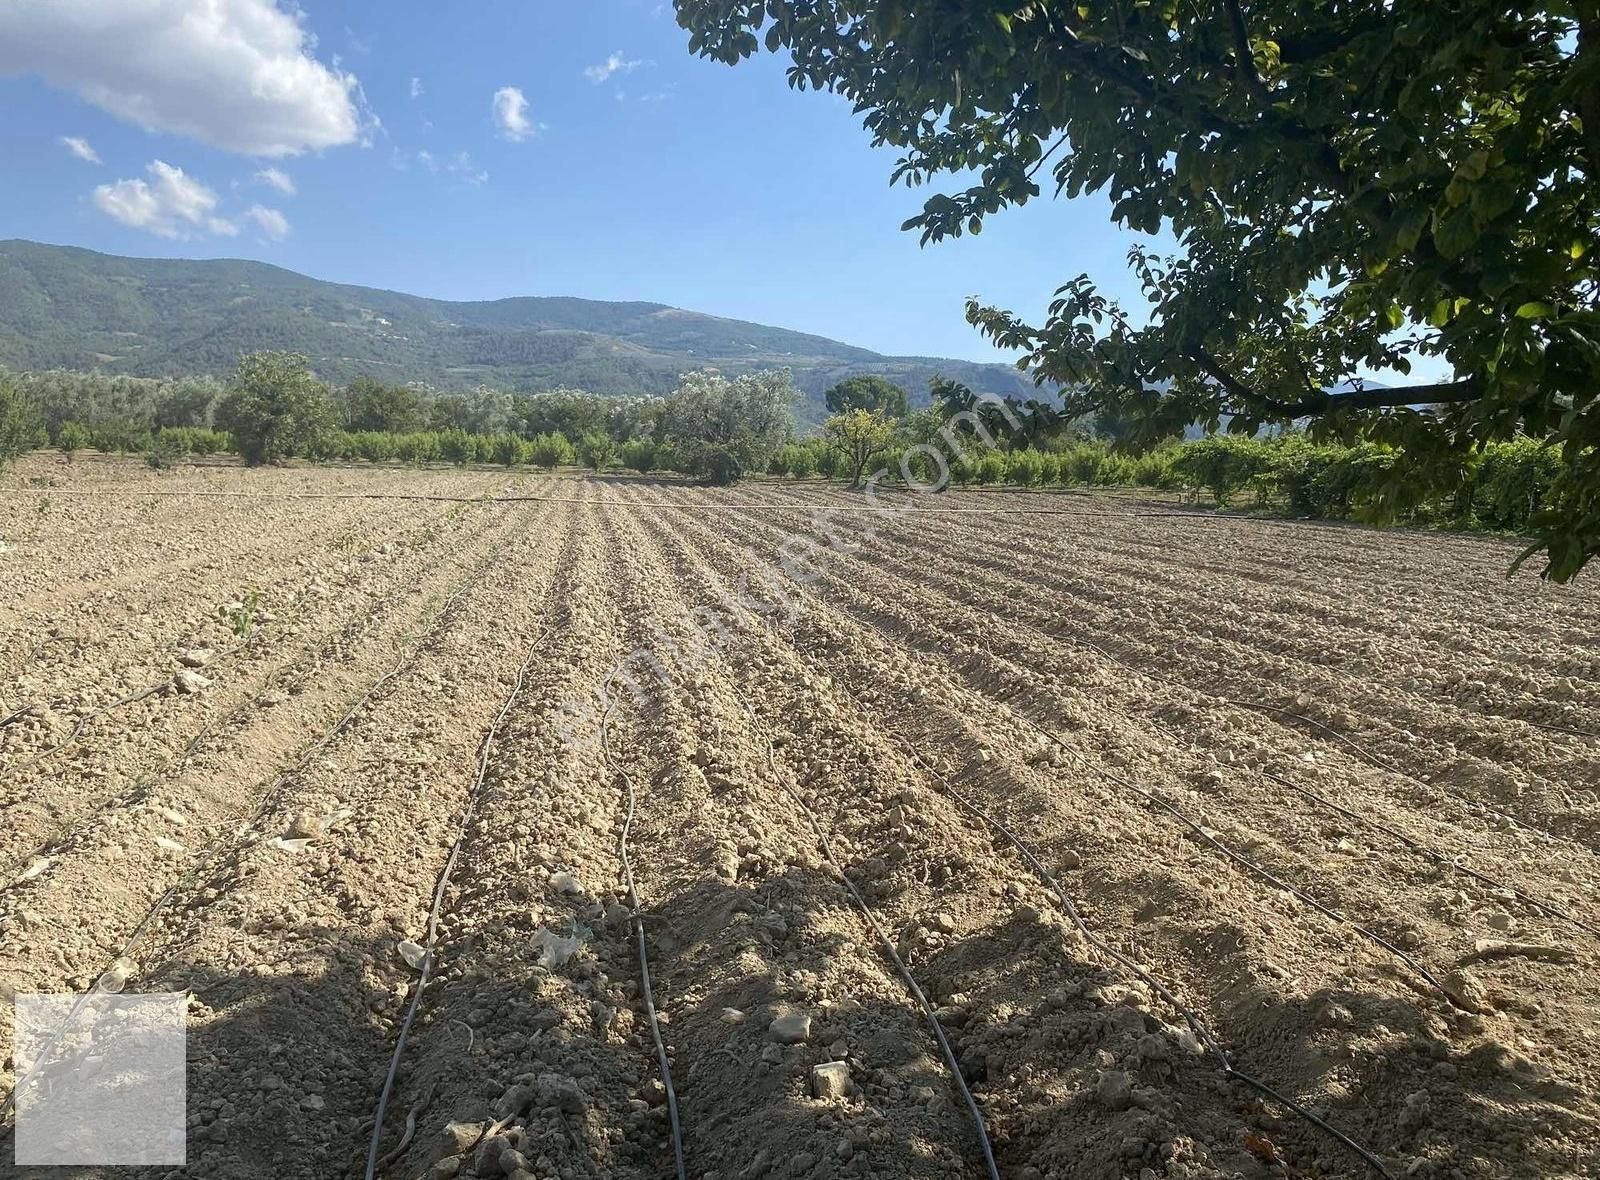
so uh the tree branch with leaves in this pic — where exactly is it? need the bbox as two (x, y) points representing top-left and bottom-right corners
(676, 0), (1600, 578)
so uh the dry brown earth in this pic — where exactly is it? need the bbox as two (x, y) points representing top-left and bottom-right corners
(2, 455), (1597, 1180)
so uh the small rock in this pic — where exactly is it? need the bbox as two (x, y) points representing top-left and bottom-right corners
(1442, 969), (1493, 1014)
(768, 1011), (812, 1044)
(172, 670), (212, 695)
(494, 1083), (535, 1118)
(284, 811), (323, 840)
(1059, 849), (1082, 870)
(1485, 911), (1516, 933)
(442, 1122), (484, 1153)
(178, 648), (214, 669)
(549, 871), (584, 895)
(810, 1061), (850, 1100)
(1096, 1069), (1133, 1111)
(428, 1158), (462, 1179)
(536, 1072), (588, 1114)
(300, 1094), (324, 1111)
(473, 1133), (512, 1176)
(499, 1148), (531, 1175)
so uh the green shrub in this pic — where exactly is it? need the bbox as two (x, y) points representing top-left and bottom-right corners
(1474, 438), (1561, 531)
(529, 432), (575, 470)
(55, 420), (90, 460)
(1005, 449), (1046, 486)
(577, 432), (619, 471)
(622, 438), (657, 473)
(1171, 435), (1273, 505)
(214, 352), (335, 466)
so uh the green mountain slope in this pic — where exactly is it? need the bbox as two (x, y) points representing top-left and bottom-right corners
(0, 240), (1035, 414)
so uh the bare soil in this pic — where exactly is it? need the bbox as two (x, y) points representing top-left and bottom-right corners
(2, 455), (1597, 1180)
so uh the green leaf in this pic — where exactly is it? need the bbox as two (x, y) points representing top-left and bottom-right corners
(1515, 301), (1553, 319)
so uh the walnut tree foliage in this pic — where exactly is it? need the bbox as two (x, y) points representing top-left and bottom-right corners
(675, 0), (1600, 578)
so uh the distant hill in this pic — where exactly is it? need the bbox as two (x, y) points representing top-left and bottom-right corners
(0, 240), (1037, 421)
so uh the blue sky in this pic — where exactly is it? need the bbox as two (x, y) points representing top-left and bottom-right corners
(0, 0), (1158, 365)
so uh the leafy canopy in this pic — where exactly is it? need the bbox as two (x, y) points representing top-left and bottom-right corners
(0, 373), (44, 469)
(661, 369), (797, 484)
(822, 407), (895, 486)
(675, 1), (1600, 578)
(345, 376), (425, 434)
(823, 373), (910, 418)
(215, 352), (336, 466)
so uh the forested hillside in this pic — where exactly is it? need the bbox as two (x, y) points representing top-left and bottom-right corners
(0, 240), (1034, 415)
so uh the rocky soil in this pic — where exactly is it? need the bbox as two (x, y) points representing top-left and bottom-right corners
(1, 455), (1597, 1180)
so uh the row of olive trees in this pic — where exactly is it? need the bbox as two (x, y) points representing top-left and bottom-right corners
(130, 352), (797, 484)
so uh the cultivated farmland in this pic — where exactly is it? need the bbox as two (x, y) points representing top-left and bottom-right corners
(2, 456), (1598, 1180)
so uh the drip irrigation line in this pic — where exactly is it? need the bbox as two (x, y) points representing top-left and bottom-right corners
(876, 730), (1396, 1179)
(984, 608), (1596, 857)
(1, 507), (485, 886)
(1218, 697), (1582, 847)
(0, 544), (504, 1131)
(15, 484), (1291, 522)
(1259, 769), (1600, 941)
(598, 673), (688, 1180)
(893, 596), (1599, 937)
(833, 610), (1457, 1006)
(732, 690), (1001, 1180)
(1, 502), (465, 782)
(365, 618), (553, 1180)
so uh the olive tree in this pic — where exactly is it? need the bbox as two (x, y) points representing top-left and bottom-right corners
(214, 352), (335, 466)
(661, 369), (796, 485)
(676, 2), (1600, 578)
(0, 375), (44, 470)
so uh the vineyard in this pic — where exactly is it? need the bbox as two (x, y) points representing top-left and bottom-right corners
(2, 455), (1598, 1179)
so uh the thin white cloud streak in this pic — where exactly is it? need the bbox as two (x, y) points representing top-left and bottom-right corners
(59, 134), (100, 163)
(254, 167), (295, 195)
(245, 204), (290, 240)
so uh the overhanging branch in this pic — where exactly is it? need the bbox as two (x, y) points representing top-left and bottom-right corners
(1185, 345), (1480, 417)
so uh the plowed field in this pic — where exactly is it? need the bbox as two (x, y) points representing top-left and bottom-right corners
(3, 456), (1598, 1180)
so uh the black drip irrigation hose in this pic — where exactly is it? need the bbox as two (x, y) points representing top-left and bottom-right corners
(13, 484), (1299, 522)
(993, 611), (1597, 858)
(739, 598), (1392, 1176)
(732, 689), (1002, 1180)
(878, 729), (1397, 1179)
(598, 673), (688, 1180)
(365, 619), (553, 1180)
(946, 609), (1600, 940)
(1259, 769), (1600, 941)
(0, 555), (495, 1130)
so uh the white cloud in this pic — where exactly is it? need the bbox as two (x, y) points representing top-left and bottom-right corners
(410, 76), (423, 100)
(492, 85), (534, 141)
(92, 160), (236, 238)
(0, 0), (365, 157)
(254, 167), (295, 196)
(416, 149), (487, 186)
(59, 135), (101, 163)
(245, 204), (290, 240)
(584, 52), (643, 83)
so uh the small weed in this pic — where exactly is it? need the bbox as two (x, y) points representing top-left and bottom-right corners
(224, 587), (262, 640)
(36, 495), (50, 517)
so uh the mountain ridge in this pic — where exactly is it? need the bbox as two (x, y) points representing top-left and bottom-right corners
(0, 239), (1037, 417)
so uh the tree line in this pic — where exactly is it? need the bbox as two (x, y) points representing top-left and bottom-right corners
(0, 353), (1562, 540)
